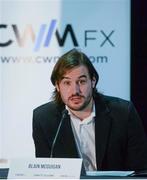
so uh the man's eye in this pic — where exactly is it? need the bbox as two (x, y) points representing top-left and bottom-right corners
(79, 79), (86, 84)
(63, 81), (71, 85)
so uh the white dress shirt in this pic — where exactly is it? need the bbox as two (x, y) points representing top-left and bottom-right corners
(66, 105), (97, 171)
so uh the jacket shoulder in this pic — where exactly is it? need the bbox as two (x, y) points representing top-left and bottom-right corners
(95, 93), (133, 116)
(33, 101), (59, 118)
(34, 101), (55, 112)
(100, 94), (130, 108)
(100, 95), (139, 124)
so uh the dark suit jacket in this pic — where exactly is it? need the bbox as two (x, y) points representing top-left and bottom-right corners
(32, 94), (147, 171)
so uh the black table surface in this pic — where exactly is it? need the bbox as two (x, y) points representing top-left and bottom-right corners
(1, 168), (147, 179)
(0, 168), (8, 179)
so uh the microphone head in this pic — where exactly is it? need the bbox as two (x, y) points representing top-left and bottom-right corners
(62, 109), (68, 117)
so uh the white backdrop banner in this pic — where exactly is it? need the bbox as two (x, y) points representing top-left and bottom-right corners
(0, 0), (130, 158)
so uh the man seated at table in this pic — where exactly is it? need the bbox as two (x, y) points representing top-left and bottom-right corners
(33, 49), (147, 171)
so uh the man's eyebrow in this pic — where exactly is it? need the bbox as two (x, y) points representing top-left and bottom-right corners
(61, 75), (87, 80)
(61, 77), (71, 80)
(79, 75), (87, 79)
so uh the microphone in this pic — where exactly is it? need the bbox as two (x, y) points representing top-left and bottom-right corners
(50, 109), (68, 158)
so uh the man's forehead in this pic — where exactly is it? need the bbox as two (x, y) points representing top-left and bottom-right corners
(63, 65), (89, 76)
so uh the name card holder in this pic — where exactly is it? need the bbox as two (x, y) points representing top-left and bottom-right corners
(8, 158), (82, 179)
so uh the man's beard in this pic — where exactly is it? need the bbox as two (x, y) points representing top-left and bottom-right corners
(67, 93), (93, 111)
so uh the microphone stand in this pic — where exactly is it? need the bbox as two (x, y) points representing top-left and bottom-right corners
(50, 109), (68, 158)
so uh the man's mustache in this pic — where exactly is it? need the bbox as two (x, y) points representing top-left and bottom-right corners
(69, 93), (84, 99)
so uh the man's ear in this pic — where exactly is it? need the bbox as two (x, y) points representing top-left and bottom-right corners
(55, 83), (59, 92)
(92, 77), (96, 88)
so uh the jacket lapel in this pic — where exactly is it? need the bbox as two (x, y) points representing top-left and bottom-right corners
(95, 95), (112, 169)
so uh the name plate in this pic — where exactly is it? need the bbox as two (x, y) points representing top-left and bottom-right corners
(8, 158), (82, 179)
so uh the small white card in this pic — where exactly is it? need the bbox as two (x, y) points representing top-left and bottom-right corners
(8, 158), (82, 179)
(86, 171), (135, 177)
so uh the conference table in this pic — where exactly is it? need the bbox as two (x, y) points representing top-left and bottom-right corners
(1, 168), (147, 179)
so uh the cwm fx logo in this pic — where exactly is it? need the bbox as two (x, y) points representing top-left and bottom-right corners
(0, 19), (115, 52)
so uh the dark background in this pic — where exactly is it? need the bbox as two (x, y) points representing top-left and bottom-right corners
(131, 0), (147, 135)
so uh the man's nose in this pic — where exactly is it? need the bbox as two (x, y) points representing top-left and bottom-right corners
(72, 83), (80, 94)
